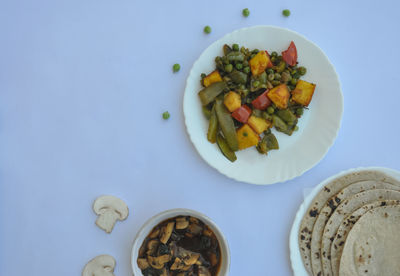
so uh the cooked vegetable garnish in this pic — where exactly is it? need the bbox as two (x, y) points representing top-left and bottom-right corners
(242, 8), (250, 17)
(282, 9), (291, 17)
(204, 25), (212, 34)
(172, 63), (180, 73)
(198, 42), (316, 161)
(162, 111), (170, 120)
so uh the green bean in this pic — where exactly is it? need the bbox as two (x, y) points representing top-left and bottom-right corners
(216, 133), (237, 162)
(266, 80), (273, 89)
(252, 109), (263, 117)
(290, 78), (298, 86)
(229, 70), (248, 84)
(272, 80), (281, 86)
(276, 109), (297, 124)
(232, 44), (239, 51)
(202, 106), (212, 119)
(258, 71), (267, 84)
(198, 82), (228, 106)
(224, 64), (233, 73)
(207, 105), (218, 143)
(272, 115), (288, 132)
(222, 56), (229, 65)
(215, 99), (239, 151)
(264, 133), (279, 150)
(262, 112), (272, 121)
(227, 51), (244, 62)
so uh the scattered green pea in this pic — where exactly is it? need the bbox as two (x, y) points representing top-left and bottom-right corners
(242, 8), (250, 17)
(243, 66), (250, 74)
(235, 63), (243, 70)
(172, 63), (180, 73)
(267, 68), (274, 75)
(204, 25), (212, 34)
(162, 111), (170, 120)
(267, 106), (275, 114)
(282, 9), (291, 17)
(253, 80), (260, 87)
(224, 64), (233, 73)
(298, 66), (307, 76)
(270, 51), (278, 58)
(232, 44), (239, 51)
(268, 73), (275, 81)
(243, 132), (248, 137)
(274, 73), (281, 80)
(272, 80), (281, 86)
(294, 125), (299, 131)
(290, 78), (298, 86)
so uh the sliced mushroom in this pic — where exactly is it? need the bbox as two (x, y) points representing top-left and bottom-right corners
(188, 223), (203, 235)
(202, 228), (213, 237)
(160, 222), (175, 244)
(170, 257), (186, 270)
(147, 254), (171, 269)
(209, 253), (218, 267)
(137, 258), (149, 270)
(146, 239), (159, 256)
(93, 195), (129, 233)
(176, 247), (200, 266)
(82, 255), (116, 276)
(149, 228), (160, 239)
(198, 266), (211, 276)
(160, 268), (169, 276)
(176, 217), (189, 230)
(189, 217), (199, 224)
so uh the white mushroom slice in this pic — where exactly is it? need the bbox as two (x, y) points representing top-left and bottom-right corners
(198, 266), (211, 276)
(147, 254), (171, 269)
(170, 257), (186, 270)
(176, 247), (200, 266)
(175, 217), (189, 230)
(188, 223), (202, 235)
(137, 258), (149, 270)
(146, 239), (159, 256)
(160, 268), (169, 276)
(93, 195), (129, 233)
(148, 228), (160, 238)
(82, 255), (116, 276)
(160, 222), (175, 244)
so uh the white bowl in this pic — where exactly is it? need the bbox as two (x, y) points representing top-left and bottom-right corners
(183, 25), (343, 185)
(131, 208), (230, 275)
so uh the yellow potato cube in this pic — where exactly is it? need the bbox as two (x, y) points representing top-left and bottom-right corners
(224, 91), (241, 112)
(203, 70), (223, 87)
(267, 84), (290, 109)
(291, 80), (316, 106)
(249, 51), (272, 76)
(236, 124), (260, 150)
(248, 116), (272, 134)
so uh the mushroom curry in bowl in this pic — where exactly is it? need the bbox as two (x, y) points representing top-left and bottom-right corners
(137, 216), (221, 276)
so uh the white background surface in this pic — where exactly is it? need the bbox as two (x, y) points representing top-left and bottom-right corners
(1, 0), (400, 275)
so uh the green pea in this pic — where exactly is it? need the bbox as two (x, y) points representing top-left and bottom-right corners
(291, 69), (297, 76)
(266, 68), (274, 75)
(298, 66), (307, 76)
(172, 63), (180, 73)
(235, 63), (243, 70)
(267, 106), (275, 114)
(204, 26), (211, 34)
(268, 73), (275, 81)
(201, 73), (206, 79)
(252, 49), (259, 54)
(282, 9), (291, 17)
(222, 56), (229, 65)
(242, 8), (250, 17)
(224, 64), (233, 73)
(274, 73), (281, 80)
(271, 56), (277, 63)
(296, 108), (304, 116)
(232, 44), (239, 51)
(162, 111), (170, 120)
(272, 80), (281, 86)
(240, 46), (246, 53)
(243, 66), (250, 74)
(253, 80), (260, 87)
(290, 78), (298, 86)
(271, 51), (278, 58)
(243, 132), (248, 137)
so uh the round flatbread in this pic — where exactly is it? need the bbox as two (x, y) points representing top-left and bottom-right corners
(330, 200), (400, 276)
(339, 205), (400, 276)
(310, 182), (400, 276)
(320, 189), (400, 276)
(298, 170), (400, 275)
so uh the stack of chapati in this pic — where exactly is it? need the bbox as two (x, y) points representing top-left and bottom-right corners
(298, 169), (400, 276)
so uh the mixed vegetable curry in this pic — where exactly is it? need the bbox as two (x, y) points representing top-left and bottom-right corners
(198, 41), (316, 162)
(137, 216), (221, 276)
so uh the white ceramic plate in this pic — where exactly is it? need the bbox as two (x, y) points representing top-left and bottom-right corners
(289, 167), (400, 275)
(183, 25), (343, 185)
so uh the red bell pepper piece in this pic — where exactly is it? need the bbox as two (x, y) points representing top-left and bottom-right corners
(232, 105), (252, 123)
(251, 90), (271, 110)
(282, 41), (298, 66)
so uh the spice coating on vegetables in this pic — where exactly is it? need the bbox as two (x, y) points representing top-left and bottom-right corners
(137, 216), (221, 276)
(198, 42), (316, 162)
